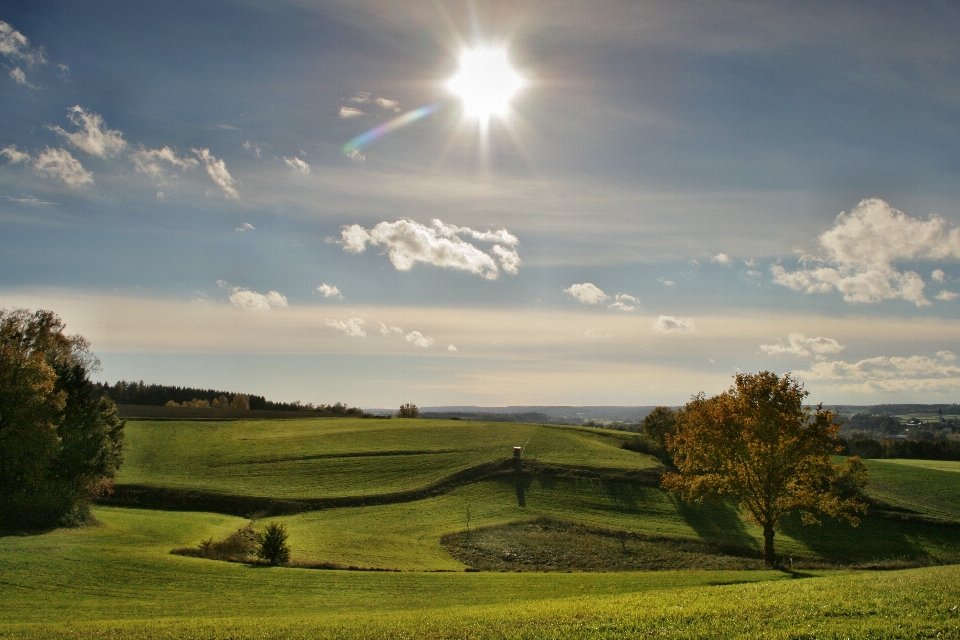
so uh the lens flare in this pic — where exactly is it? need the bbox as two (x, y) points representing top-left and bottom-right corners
(342, 104), (438, 154)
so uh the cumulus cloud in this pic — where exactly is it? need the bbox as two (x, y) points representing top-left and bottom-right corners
(0, 21), (47, 66)
(0, 145), (30, 164)
(235, 222), (255, 232)
(345, 149), (365, 163)
(339, 218), (520, 280)
(937, 350), (957, 362)
(193, 148), (239, 199)
(772, 199), (960, 306)
(130, 146), (198, 179)
(932, 269), (946, 283)
(609, 293), (639, 311)
(711, 253), (731, 265)
(9, 66), (30, 85)
(759, 332), (844, 358)
(325, 317), (366, 337)
(564, 283), (608, 304)
(317, 283), (342, 299)
(935, 290), (959, 301)
(653, 315), (695, 333)
(33, 148), (93, 187)
(283, 156), (310, 174)
(797, 354), (960, 393)
(447, 344), (458, 352)
(405, 331), (434, 348)
(339, 106), (365, 118)
(378, 322), (403, 335)
(216, 281), (287, 311)
(50, 106), (126, 157)
(375, 97), (400, 112)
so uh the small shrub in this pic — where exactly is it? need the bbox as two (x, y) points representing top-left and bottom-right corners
(173, 524), (260, 562)
(398, 403), (419, 418)
(257, 522), (290, 566)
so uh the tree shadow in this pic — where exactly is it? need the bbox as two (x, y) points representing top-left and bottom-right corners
(777, 511), (958, 564)
(672, 494), (761, 552)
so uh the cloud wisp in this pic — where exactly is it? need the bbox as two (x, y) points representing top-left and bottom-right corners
(609, 293), (639, 311)
(759, 332), (844, 358)
(564, 283), (607, 304)
(325, 317), (366, 337)
(0, 145), (30, 164)
(33, 148), (93, 187)
(772, 198), (960, 306)
(130, 146), (198, 179)
(50, 106), (127, 158)
(405, 330), (434, 348)
(193, 148), (239, 199)
(283, 156), (310, 174)
(340, 218), (520, 280)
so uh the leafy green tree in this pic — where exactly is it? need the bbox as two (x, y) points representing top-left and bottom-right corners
(662, 371), (867, 566)
(642, 406), (678, 447)
(0, 309), (124, 528)
(257, 522), (290, 565)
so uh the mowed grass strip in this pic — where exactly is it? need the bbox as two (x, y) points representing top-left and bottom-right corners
(116, 418), (656, 500)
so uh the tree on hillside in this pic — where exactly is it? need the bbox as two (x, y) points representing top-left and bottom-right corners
(0, 309), (124, 528)
(661, 371), (867, 566)
(398, 403), (419, 418)
(642, 406), (679, 448)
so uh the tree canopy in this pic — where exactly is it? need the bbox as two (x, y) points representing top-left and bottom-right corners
(0, 309), (124, 529)
(661, 371), (867, 566)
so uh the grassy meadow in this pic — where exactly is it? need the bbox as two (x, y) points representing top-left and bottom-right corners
(3, 416), (960, 638)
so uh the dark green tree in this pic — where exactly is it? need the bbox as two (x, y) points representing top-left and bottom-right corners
(0, 309), (124, 528)
(398, 403), (419, 418)
(257, 522), (290, 565)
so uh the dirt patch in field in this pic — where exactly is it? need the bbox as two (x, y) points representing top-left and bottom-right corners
(441, 517), (766, 572)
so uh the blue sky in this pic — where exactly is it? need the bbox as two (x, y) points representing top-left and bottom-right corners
(2, 0), (959, 407)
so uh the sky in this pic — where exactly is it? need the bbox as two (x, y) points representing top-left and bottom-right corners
(1, 0), (959, 408)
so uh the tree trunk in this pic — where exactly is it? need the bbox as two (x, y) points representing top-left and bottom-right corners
(762, 522), (776, 567)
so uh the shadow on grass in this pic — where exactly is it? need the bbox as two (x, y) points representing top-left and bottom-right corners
(673, 494), (761, 553)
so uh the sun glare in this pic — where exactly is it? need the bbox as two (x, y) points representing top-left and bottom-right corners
(447, 47), (525, 121)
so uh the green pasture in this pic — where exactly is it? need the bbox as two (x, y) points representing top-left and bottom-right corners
(117, 418), (655, 499)
(5, 416), (960, 638)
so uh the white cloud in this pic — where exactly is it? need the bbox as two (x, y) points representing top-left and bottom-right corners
(609, 293), (639, 311)
(564, 283), (608, 304)
(0, 21), (47, 66)
(447, 344), (458, 352)
(658, 278), (675, 286)
(193, 148), (239, 199)
(9, 66), (29, 85)
(283, 156), (310, 174)
(243, 141), (261, 157)
(33, 148), (93, 187)
(317, 283), (342, 299)
(772, 199), (960, 306)
(346, 149), (365, 163)
(235, 222), (255, 232)
(130, 146), (198, 179)
(932, 269), (946, 283)
(378, 322), (403, 335)
(797, 354), (960, 393)
(405, 331), (434, 348)
(759, 332), (844, 357)
(935, 290), (959, 301)
(937, 350), (957, 362)
(0, 145), (30, 164)
(711, 252), (731, 265)
(375, 97), (400, 112)
(216, 279), (286, 311)
(653, 315), (695, 333)
(339, 218), (520, 280)
(349, 92), (371, 103)
(339, 106), (365, 118)
(4, 195), (55, 206)
(50, 106), (127, 157)
(325, 317), (366, 337)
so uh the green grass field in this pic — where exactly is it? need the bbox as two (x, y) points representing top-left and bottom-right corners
(3, 417), (960, 638)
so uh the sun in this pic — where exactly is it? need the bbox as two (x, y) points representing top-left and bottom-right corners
(447, 47), (525, 121)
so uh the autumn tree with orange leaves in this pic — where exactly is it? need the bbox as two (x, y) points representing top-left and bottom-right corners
(662, 371), (867, 567)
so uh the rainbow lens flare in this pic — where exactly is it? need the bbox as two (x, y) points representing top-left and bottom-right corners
(343, 104), (439, 154)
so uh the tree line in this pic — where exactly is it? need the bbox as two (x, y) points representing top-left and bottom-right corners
(842, 437), (960, 461)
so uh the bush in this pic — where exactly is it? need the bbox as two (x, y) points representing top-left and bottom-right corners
(398, 403), (419, 418)
(257, 522), (290, 565)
